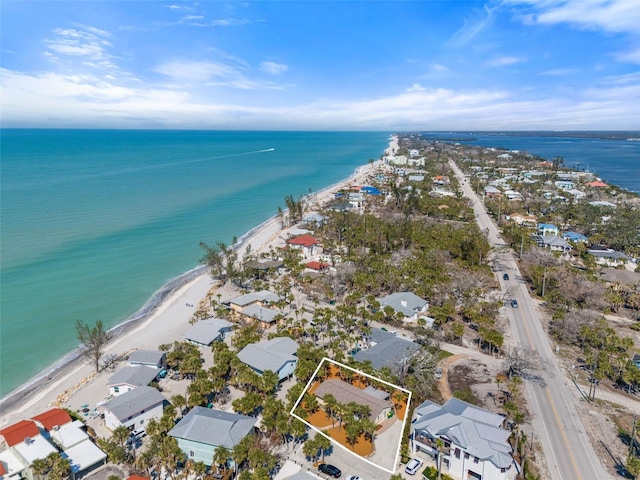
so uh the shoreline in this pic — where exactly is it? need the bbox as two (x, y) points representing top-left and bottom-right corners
(0, 146), (388, 427)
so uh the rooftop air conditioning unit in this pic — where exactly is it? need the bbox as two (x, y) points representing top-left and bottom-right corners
(52, 425), (59, 431)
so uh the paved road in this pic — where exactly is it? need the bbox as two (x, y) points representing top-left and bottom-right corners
(449, 160), (610, 480)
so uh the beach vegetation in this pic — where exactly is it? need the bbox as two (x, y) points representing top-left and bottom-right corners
(30, 452), (71, 480)
(75, 319), (113, 373)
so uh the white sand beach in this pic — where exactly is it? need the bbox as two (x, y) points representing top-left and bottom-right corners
(0, 152), (386, 429)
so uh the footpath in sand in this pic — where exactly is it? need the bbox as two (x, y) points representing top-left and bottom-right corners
(0, 152), (386, 429)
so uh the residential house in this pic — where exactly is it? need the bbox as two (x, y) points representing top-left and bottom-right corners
(239, 304), (280, 329)
(408, 174), (425, 182)
(48, 421), (107, 479)
(301, 213), (328, 227)
(599, 268), (640, 286)
(0, 420), (58, 480)
(286, 235), (318, 259)
(237, 337), (298, 381)
(106, 366), (159, 397)
(328, 202), (354, 213)
(562, 232), (588, 244)
(410, 398), (517, 480)
(305, 261), (330, 272)
(244, 259), (284, 279)
(633, 354), (640, 369)
(554, 180), (574, 190)
(567, 189), (586, 199)
(354, 329), (420, 372)
(183, 318), (235, 346)
(532, 235), (572, 254)
(0, 448), (26, 480)
(100, 386), (165, 432)
(536, 223), (559, 236)
(484, 186), (502, 198)
(128, 350), (167, 370)
(314, 379), (393, 424)
(31, 408), (72, 432)
(226, 290), (280, 315)
(503, 190), (523, 201)
(587, 247), (632, 267)
(384, 155), (408, 166)
(586, 180), (608, 188)
(508, 213), (537, 226)
(378, 292), (429, 323)
(589, 200), (616, 208)
(168, 407), (256, 466)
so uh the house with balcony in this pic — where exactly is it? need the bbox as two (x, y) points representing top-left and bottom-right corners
(106, 366), (159, 397)
(410, 398), (517, 480)
(225, 290), (280, 315)
(536, 223), (559, 236)
(286, 235), (318, 259)
(531, 235), (572, 254)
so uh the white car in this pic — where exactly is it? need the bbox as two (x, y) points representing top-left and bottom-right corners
(404, 458), (423, 475)
(346, 477), (363, 480)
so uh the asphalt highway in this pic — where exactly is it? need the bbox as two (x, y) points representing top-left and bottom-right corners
(449, 160), (610, 480)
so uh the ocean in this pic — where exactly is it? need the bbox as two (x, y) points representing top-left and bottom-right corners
(0, 130), (389, 397)
(1, 129), (638, 398)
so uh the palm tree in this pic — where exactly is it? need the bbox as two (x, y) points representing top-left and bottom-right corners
(172, 394), (187, 418)
(323, 393), (338, 427)
(213, 446), (231, 473)
(435, 438), (444, 480)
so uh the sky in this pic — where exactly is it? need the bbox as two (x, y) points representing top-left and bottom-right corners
(1, 0), (639, 131)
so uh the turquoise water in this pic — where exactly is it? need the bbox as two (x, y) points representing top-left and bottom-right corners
(0, 130), (389, 396)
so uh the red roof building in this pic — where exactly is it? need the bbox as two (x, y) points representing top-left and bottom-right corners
(286, 235), (317, 247)
(31, 408), (72, 431)
(306, 261), (330, 271)
(0, 420), (39, 447)
(128, 476), (150, 480)
(586, 181), (607, 187)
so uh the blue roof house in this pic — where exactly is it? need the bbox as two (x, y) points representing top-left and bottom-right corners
(169, 407), (256, 467)
(537, 223), (559, 236)
(562, 232), (588, 244)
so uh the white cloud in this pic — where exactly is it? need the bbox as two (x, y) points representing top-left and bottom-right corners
(211, 18), (251, 26)
(1, 68), (638, 130)
(507, 0), (640, 34)
(260, 61), (288, 75)
(43, 26), (116, 69)
(431, 63), (449, 72)
(447, 4), (495, 48)
(615, 46), (640, 64)
(486, 56), (525, 67)
(540, 68), (578, 76)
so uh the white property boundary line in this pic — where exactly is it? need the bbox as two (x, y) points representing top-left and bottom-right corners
(289, 357), (412, 474)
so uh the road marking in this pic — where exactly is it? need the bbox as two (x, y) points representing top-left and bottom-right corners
(545, 388), (582, 480)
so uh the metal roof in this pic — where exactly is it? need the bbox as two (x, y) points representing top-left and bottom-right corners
(378, 292), (427, 317)
(128, 350), (165, 366)
(354, 329), (420, 370)
(241, 304), (279, 324)
(227, 290), (280, 307)
(183, 318), (235, 345)
(169, 406), (255, 449)
(412, 398), (512, 469)
(107, 366), (158, 388)
(237, 337), (298, 374)
(101, 386), (165, 422)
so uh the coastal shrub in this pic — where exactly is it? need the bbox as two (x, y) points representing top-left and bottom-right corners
(422, 465), (453, 480)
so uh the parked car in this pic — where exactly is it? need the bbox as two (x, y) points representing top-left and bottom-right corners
(318, 464), (342, 478)
(346, 476), (363, 480)
(405, 458), (423, 475)
(503, 273), (510, 280)
(511, 299), (518, 308)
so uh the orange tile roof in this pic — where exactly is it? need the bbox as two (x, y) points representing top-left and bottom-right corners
(587, 181), (607, 187)
(31, 408), (72, 431)
(0, 420), (39, 447)
(286, 235), (317, 247)
(128, 476), (149, 480)
(306, 261), (330, 270)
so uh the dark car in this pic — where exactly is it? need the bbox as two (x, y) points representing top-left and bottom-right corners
(503, 273), (510, 280)
(511, 299), (518, 308)
(319, 464), (342, 478)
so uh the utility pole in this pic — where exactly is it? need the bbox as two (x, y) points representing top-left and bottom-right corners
(631, 415), (637, 457)
(520, 233), (524, 258)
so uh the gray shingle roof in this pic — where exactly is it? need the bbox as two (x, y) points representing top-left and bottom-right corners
(412, 398), (512, 469)
(169, 406), (255, 448)
(183, 318), (235, 346)
(237, 337), (298, 374)
(378, 292), (428, 317)
(128, 350), (165, 366)
(354, 329), (420, 370)
(107, 366), (158, 388)
(101, 386), (165, 422)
